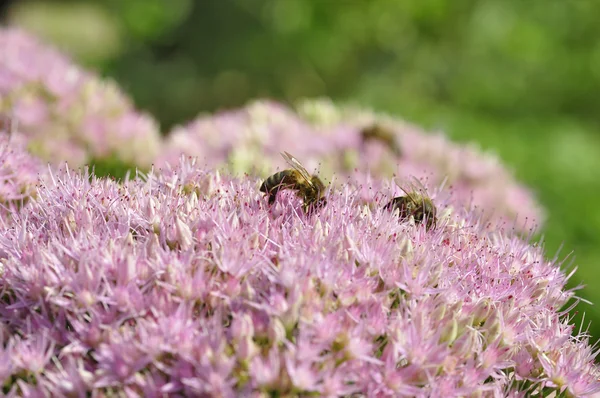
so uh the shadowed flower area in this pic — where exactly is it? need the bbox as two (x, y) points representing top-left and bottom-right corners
(0, 28), (161, 170)
(0, 119), (43, 207)
(158, 99), (544, 234)
(0, 157), (597, 396)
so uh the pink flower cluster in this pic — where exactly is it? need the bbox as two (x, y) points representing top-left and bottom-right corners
(158, 100), (327, 177)
(0, 157), (597, 396)
(0, 27), (161, 168)
(158, 99), (544, 234)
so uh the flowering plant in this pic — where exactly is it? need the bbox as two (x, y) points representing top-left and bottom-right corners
(0, 157), (597, 396)
(0, 28), (161, 171)
(0, 26), (597, 397)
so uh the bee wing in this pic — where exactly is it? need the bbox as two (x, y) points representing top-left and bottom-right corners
(281, 151), (313, 187)
(408, 176), (429, 193)
(393, 176), (425, 203)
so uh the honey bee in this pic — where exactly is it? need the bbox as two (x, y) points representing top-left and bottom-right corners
(0, 112), (16, 135)
(0, 113), (16, 155)
(361, 123), (402, 156)
(384, 178), (437, 230)
(260, 152), (327, 212)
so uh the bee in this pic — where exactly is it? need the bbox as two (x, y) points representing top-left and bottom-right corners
(0, 113), (16, 156)
(0, 112), (16, 135)
(384, 178), (437, 230)
(260, 152), (327, 212)
(360, 123), (402, 156)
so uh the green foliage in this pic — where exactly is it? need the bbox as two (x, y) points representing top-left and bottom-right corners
(91, 155), (137, 180)
(7, 0), (600, 341)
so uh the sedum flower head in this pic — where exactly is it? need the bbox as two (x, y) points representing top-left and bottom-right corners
(0, 27), (161, 169)
(0, 157), (596, 396)
(158, 99), (543, 234)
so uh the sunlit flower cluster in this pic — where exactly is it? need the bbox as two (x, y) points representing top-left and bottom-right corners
(158, 100), (327, 177)
(0, 27), (161, 169)
(158, 99), (543, 234)
(297, 98), (544, 232)
(0, 157), (597, 396)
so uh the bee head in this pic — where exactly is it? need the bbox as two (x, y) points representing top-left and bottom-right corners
(304, 196), (327, 214)
(421, 199), (437, 231)
(316, 196), (327, 208)
(422, 199), (436, 216)
(310, 175), (326, 196)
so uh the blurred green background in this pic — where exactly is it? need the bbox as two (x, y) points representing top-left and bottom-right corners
(3, 0), (600, 342)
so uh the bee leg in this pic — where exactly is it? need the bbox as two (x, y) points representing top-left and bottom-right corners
(268, 190), (278, 205)
(414, 210), (423, 224)
(304, 197), (327, 214)
(384, 197), (407, 217)
(383, 198), (397, 211)
(426, 216), (437, 231)
(304, 202), (317, 214)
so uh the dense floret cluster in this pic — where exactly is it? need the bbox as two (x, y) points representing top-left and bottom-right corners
(0, 158), (597, 397)
(158, 99), (543, 234)
(0, 28), (161, 169)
